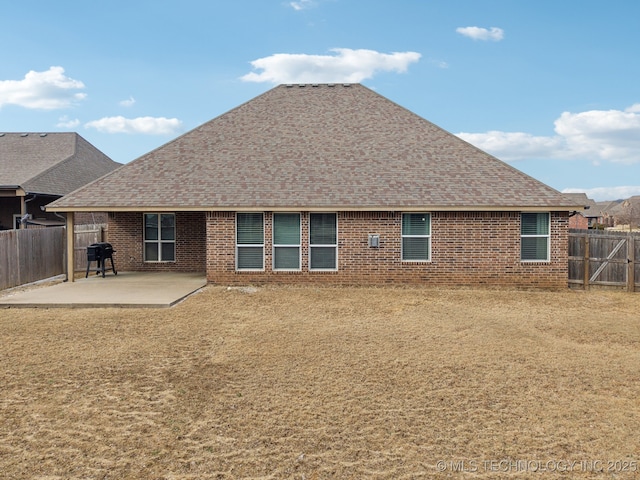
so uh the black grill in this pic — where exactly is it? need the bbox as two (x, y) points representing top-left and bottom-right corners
(85, 242), (118, 278)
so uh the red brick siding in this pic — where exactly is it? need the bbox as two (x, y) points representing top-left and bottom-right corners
(75, 212), (108, 225)
(205, 211), (236, 274)
(568, 213), (589, 230)
(206, 211), (568, 288)
(108, 212), (206, 272)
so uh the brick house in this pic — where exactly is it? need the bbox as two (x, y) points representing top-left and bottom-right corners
(564, 193), (598, 229)
(47, 84), (583, 288)
(607, 196), (640, 229)
(0, 132), (120, 229)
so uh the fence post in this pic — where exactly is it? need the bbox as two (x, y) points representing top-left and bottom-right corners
(66, 213), (75, 282)
(628, 234), (635, 292)
(15, 229), (21, 287)
(583, 234), (590, 290)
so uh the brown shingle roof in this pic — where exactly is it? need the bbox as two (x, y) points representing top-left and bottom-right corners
(594, 200), (621, 216)
(562, 193), (595, 215)
(48, 84), (580, 212)
(0, 132), (120, 195)
(607, 196), (640, 217)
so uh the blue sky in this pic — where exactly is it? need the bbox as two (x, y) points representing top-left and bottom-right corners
(1, 0), (639, 201)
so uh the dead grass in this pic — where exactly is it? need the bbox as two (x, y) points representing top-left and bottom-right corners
(1, 285), (639, 479)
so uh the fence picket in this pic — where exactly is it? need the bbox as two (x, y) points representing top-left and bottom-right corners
(628, 235), (635, 292)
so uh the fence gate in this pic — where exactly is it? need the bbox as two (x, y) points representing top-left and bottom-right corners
(569, 229), (638, 291)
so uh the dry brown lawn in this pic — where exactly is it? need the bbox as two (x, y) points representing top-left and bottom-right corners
(1, 285), (639, 479)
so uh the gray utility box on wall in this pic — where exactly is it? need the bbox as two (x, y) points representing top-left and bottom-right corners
(368, 234), (380, 248)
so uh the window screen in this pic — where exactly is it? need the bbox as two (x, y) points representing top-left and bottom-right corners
(273, 213), (301, 270)
(521, 213), (550, 261)
(237, 213), (264, 270)
(402, 213), (430, 261)
(310, 213), (337, 270)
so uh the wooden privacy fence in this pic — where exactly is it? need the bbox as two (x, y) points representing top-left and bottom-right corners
(73, 224), (107, 272)
(0, 227), (65, 290)
(0, 224), (107, 290)
(569, 229), (639, 292)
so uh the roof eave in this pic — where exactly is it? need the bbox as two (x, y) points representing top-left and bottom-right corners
(46, 204), (585, 213)
(0, 186), (25, 196)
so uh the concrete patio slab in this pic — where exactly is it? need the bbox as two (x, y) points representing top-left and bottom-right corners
(0, 272), (207, 308)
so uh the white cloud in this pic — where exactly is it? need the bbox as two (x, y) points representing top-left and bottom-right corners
(562, 186), (640, 202)
(0, 66), (86, 110)
(457, 104), (640, 165)
(119, 96), (136, 107)
(554, 108), (640, 164)
(456, 26), (504, 42)
(457, 131), (564, 161)
(56, 115), (81, 129)
(85, 116), (182, 135)
(241, 48), (421, 84)
(289, 0), (315, 10)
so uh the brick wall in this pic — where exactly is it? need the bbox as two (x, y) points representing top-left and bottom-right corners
(75, 212), (108, 226)
(108, 212), (206, 272)
(206, 210), (569, 288)
(568, 213), (589, 230)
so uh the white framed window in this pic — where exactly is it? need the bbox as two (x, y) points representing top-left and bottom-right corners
(273, 213), (301, 271)
(521, 212), (550, 262)
(309, 213), (337, 270)
(144, 213), (176, 262)
(402, 213), (431, 261)
(236, 212), (264, 270)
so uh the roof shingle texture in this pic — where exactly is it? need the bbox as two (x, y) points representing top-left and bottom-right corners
(0, 133), (120, 195)
(49, 84), (577, 211)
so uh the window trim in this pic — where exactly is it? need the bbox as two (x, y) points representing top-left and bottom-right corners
(401, 212), (431, 262)
(272, 212), (302, 272)
(236, 212), (265, 271)
(309, 212), (338, 271)
(143, 212), (176, 263)
(520, 212), (551, 262)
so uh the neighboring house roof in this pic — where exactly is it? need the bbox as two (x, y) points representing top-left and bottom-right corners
(562, 193), (597, 217)
(0, 132), (120, 196)
(607, 195), (640, 218)
(593, 200), (621, 217)
(48, 84), (581, 213)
